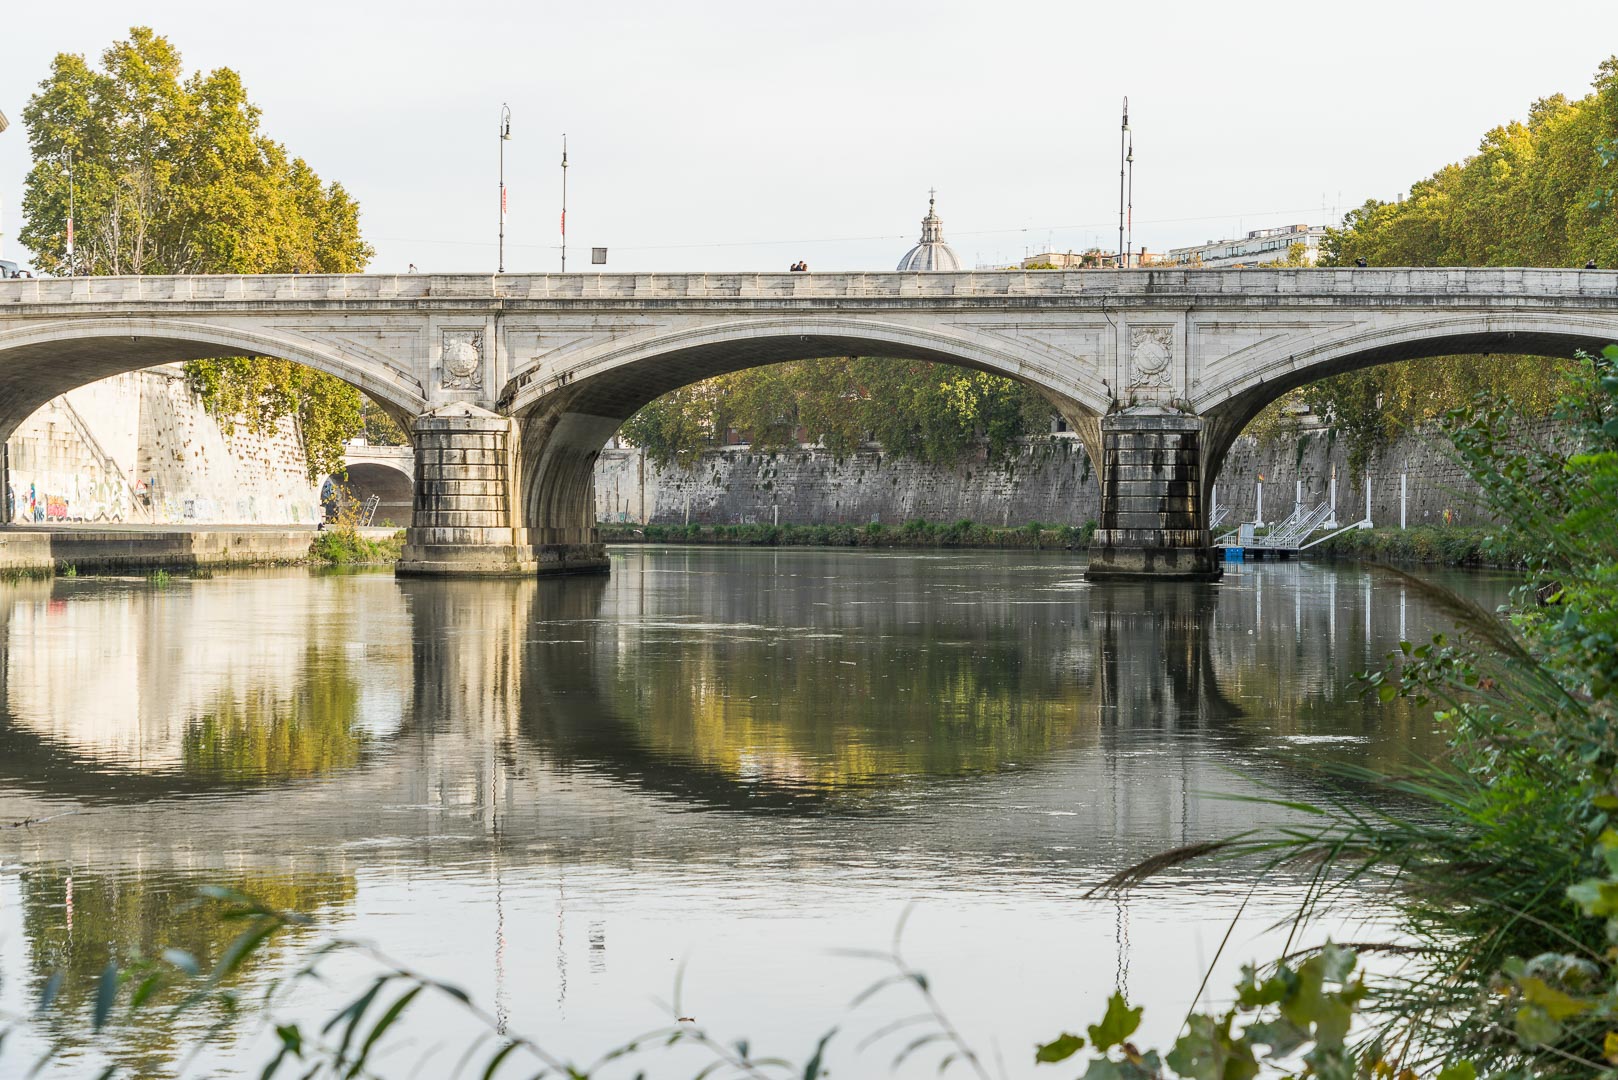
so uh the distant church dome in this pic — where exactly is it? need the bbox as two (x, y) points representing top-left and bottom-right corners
(896, 190), (962, 271)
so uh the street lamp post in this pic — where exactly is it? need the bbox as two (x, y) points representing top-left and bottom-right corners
(1116, 96), (1129, 269)
(498, 104), (511, 274)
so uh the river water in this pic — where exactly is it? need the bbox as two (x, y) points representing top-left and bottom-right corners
(0, 548), (1514, 1077)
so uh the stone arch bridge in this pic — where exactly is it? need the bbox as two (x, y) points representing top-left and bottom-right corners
(2, 268), (1614, 579)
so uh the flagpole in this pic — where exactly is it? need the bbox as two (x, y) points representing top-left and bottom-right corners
(560, 134), (568, 273)
(65, 147), (75, 276)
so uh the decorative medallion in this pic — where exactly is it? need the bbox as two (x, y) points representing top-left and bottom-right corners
(1128, 326), (1174, 389)
(440, 328), (484, 390)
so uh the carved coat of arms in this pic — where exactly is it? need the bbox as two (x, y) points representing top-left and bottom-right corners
(440, 328), (484, 390)
(1129, 326), (1174, 389)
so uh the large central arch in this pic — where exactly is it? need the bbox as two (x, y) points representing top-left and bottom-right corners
(504, 318), (1112, 546)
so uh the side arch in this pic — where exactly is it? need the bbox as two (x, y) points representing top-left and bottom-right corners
(505, 318), (1110, 545)
(1194, 311), (1618, 491)
(0, 316), (428, 440)
(326, 461), (414, 527)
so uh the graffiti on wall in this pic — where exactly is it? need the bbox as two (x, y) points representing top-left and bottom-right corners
(7, 474), (131, 525)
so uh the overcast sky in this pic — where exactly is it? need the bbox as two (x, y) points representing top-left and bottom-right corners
(2, 1), (1615, 275)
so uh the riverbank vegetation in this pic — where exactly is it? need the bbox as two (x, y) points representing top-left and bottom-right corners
(20, 27), (375, 480)
(598, 517), (1096, 550)
(309, 525), (404, 565)
(1310, 525), (1534, 568)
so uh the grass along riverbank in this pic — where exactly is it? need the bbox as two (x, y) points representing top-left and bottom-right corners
(597, 518), (1097, 550)
(1305, 524), (1534, 569)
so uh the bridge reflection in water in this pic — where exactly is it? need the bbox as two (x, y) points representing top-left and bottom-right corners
(0, 552), (1506, 1075)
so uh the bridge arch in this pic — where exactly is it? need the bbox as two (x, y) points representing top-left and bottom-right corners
(1195, 310), (1618, 488)
(505, 317), (1111, 545)
(0, 316), (428, 441)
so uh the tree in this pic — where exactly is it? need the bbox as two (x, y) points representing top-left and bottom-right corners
(19, 27), (376, 479)
(617, 357), (1055, 468)
(1301, 57), (1618, 467)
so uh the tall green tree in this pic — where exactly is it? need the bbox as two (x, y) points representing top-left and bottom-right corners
(1302, 57), (1618, 468)
(19, 27), (376, 478)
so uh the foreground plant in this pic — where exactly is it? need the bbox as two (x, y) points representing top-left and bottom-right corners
(1057, 346), (1618, 1078)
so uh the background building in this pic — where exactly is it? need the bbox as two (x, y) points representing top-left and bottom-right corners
(1162, 224), (1328, 268)
(1018, 247), (1162, 269)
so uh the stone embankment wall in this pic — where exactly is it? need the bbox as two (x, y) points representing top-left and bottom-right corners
(594, 421), (1519, 531)
(5, 367), (322, 525)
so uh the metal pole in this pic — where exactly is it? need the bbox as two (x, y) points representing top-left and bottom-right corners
(1400, 472), (1407, 529)
(65, 148), (75, 276)
(498, 104), (511, 274)
(560, 134), (568, 273)
(1117, 97), (1128, 268)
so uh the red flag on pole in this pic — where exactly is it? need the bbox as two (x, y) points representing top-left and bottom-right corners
(560, 209), (566, 236)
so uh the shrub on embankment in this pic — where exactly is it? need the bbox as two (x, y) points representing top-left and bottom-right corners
(1308, 524), (1535, 568)
(309, 528), (405, 565)
(596, 518), (1097, 550)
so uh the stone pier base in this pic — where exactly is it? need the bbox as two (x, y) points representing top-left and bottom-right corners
(1085, 410), (1221, 582)
(398, 406), (608, 578)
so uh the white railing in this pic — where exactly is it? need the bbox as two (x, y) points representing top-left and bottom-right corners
(1264, 502), (1336, 548)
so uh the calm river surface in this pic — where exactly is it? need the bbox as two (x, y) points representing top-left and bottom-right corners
(0, 548), (1514, 1077)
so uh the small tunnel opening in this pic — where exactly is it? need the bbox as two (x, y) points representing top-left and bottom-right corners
(324, 462), (414, 528)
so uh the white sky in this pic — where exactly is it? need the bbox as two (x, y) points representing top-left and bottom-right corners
(2, 0), (1615, 274)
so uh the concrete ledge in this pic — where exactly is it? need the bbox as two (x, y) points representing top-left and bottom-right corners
(0, 527), (317, 573)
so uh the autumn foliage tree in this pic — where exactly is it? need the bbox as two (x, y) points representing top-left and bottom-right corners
(18, 27), (376, 478)
(1302, 56), (1618, 468)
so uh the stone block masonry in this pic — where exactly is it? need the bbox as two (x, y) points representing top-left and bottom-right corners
(5, 367), (321, 525)
(1086, 412), (1217, 581)
(593, 419), (1535, 536)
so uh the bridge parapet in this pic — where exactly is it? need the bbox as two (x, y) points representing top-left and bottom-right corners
(3, 268), (1614, 307)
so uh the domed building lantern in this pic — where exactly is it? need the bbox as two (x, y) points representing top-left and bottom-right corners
(896, 189), (962, 271)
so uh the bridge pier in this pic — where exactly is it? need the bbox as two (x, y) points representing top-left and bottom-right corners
(396, 405), (609, 578)
(1085, 410), (1221, 582)
(397, 406), (535, 576)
